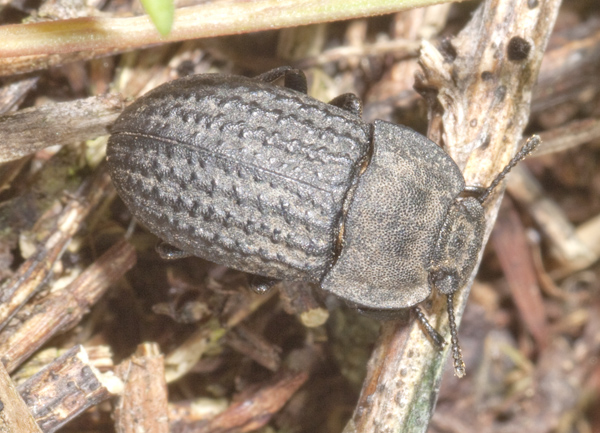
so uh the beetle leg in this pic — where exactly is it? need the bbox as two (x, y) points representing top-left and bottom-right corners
(461, 185), (486, 198)
(413, 306), (445, 349)
(255, 67), (308, 94)
(248, 275), (279, 294)
(156, 242), (193, 260)
(328, 93), (363, 117)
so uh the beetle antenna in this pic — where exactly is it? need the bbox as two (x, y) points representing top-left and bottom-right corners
(477, 135), (541, 204)
(414, 306), (445, 349)
(447, 293), (466, 378)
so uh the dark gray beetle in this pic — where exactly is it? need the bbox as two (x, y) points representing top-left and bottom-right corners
(106, 67), (539, 377)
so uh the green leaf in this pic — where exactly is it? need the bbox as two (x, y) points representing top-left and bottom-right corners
(140, 0), (174, 37)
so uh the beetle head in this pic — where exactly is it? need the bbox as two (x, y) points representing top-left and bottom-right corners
(427, 196), (485, 377)
(429, 197), (485, 296)
(429, 135), (541, 376)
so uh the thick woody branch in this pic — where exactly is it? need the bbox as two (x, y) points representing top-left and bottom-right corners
(345, 0), (562, 431)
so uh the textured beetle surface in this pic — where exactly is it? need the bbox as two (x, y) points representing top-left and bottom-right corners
(107, 70), (486, 312)
(108, 74), (370, 282)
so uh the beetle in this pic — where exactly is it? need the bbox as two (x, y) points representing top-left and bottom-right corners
(106, 67), (539, 377)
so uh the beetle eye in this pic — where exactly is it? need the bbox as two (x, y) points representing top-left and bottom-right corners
(429, 268), (459, 295)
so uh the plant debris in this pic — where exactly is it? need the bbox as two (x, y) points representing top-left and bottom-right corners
(0, 0), (599, 432)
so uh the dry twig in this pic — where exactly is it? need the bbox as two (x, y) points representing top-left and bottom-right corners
(0, 239), (136, 373)
(0, 94), (124, 163)
(114, 343), (169, 433)
(0, 167), (113, 334)
(17, 345), (123, 433)
(0, 360), (43, 433)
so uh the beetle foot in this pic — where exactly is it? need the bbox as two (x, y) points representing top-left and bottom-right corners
(248, 275), (279, 294)
(447, 293), (466, 378)
(328, 93), (363, 117)
(156, 242), (192, 260)
(255, 67), (308, 94)
(413, 306), (445, 349)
